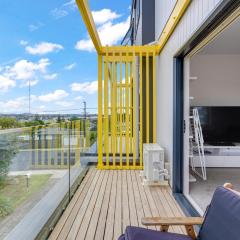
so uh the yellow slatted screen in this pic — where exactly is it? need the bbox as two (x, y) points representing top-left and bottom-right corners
(98, 46), (157, 170)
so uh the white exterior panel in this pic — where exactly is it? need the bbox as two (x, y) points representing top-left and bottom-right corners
(155, 0), (177, 39)
(155, 0), (223, 185)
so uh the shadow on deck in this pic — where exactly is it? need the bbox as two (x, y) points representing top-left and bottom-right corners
(49, 167), (186, 240)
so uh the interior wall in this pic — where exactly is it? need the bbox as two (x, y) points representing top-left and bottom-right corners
(190, 54), (240, 106)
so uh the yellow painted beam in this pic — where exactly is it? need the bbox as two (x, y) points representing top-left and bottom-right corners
(125, 61), (130, 167)
(130, 62), (133, 154)
(132, 51), (136, 166)
(76, 0), (102, 54)
(153, 53), (157, 143)
(102, 46), (157, 55)
(104, 53), (109, 166)
(111, 57), (116, 165)
(146, 53), (149, 143)
(98, 55), (103, 168)
(119, 53), (123, 167)
(139, 53), (143, 166)
(76, 0), (190, 55)
(156, 0), (191, 54)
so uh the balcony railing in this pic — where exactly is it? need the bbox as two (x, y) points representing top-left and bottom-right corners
(0, 115), (97, 239)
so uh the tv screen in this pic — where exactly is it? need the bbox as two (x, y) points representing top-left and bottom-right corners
(195, 106), (240, 145)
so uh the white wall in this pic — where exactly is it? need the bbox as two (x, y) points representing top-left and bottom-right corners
(155, 0), (223, 185)
(190, 54), (240, 106)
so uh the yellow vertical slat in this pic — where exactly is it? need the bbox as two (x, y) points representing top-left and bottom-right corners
(104, 50), (109, 167)
(79, 120), (82, 150)
(152, 53), (157, 143)
(111, 59), (115, 166)
(146, 52), (150, 143)
(113, 59), (117, 167)
(48, 126), (51, 167)
(139, 53), (143, 167)
(41, 126), (45, 167)
(54, 123), (58, 167)
(119, 53), (123, 167)
(76, 120), (80, 166)
(35, 127), (37, 167)
(125, 60), (129, 167)
(29, 127), (32, 166)
(130, 61), (133, 154)
(132, 50), (136, 166)
(86, 119), (90, 148)
(67, 122), (70, 168)
(61, 122), (65, 167)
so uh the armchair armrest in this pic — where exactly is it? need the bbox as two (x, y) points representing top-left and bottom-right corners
(142, 216), (204, 226)
(142, 217), (204, 240)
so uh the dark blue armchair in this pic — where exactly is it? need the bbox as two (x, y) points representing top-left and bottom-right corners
(119, 183), (240, 240)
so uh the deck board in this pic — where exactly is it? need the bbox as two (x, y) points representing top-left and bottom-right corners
(50, 167), (186, 240)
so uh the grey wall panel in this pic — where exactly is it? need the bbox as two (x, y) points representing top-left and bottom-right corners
(155, 0), (223, 185)
(142, 0), (155, 44)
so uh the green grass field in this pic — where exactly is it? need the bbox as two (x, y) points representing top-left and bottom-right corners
(0, 174), (51, 218)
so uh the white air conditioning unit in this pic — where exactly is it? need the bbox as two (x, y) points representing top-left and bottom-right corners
(141, 143), (168, 185)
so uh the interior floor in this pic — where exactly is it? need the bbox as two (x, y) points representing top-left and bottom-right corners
(189, 168), (240, 211)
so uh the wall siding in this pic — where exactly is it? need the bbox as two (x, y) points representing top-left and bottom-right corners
(155, 0), (223, 184)
(155, 0), (177, 39)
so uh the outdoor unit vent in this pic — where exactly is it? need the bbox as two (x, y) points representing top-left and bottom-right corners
(141, 144), (168, 185)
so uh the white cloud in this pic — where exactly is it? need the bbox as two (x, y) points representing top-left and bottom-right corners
(65, 63), (76, 70)
(2, 100), (23, 110)
(28, 22), (44, 32)
(26, 42), (63, 55)
(75, 16), (130, 52)
(75, 39), (94, 52)
(5, 58), (50, 87)
(38, 90), (69, 102)
(50, 8), (68, 19)
(70, 81), (98, 94)
(0, 75), (16, 92)
(63, 0), (76, 9)
(55, 100), (74, 107)
(44, 73), (58, 80)
(0, 59), (51, 89)
(20, 40), (28, 46)
(75, 96), (83, 100)
(50, 0), (77, 20)
(92, 9), (121, 25)
(0, 95), (37, 113)
(20, 79), (38, 88)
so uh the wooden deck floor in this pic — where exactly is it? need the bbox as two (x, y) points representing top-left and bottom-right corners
(49, 167), (186, 240)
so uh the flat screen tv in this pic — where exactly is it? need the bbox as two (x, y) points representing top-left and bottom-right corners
(195, 106), (240, 145)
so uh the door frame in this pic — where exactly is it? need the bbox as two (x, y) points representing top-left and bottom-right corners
(172, 0), (240, 216)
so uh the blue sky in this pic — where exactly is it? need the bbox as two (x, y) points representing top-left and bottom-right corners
(0, 0), (130, 114)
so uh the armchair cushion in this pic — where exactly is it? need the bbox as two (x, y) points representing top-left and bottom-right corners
(198, 186), (240, 240)
(118, 226), (192, 240)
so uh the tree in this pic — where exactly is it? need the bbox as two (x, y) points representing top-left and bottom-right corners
(57, 115), (62, 123)
(24, 120), (44, 127)
(70, 116), (79, 121)
(0, 136), (17, 186)
(0, 117), (22, 129)
(90, 131), (97, 145)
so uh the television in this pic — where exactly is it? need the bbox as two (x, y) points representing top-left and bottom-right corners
(195, 106), (240, 145)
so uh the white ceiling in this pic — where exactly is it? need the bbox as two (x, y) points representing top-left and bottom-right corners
(198, 17), (240, 55)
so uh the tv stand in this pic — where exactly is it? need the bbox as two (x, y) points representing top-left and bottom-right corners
(193, 143), (240, 167)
